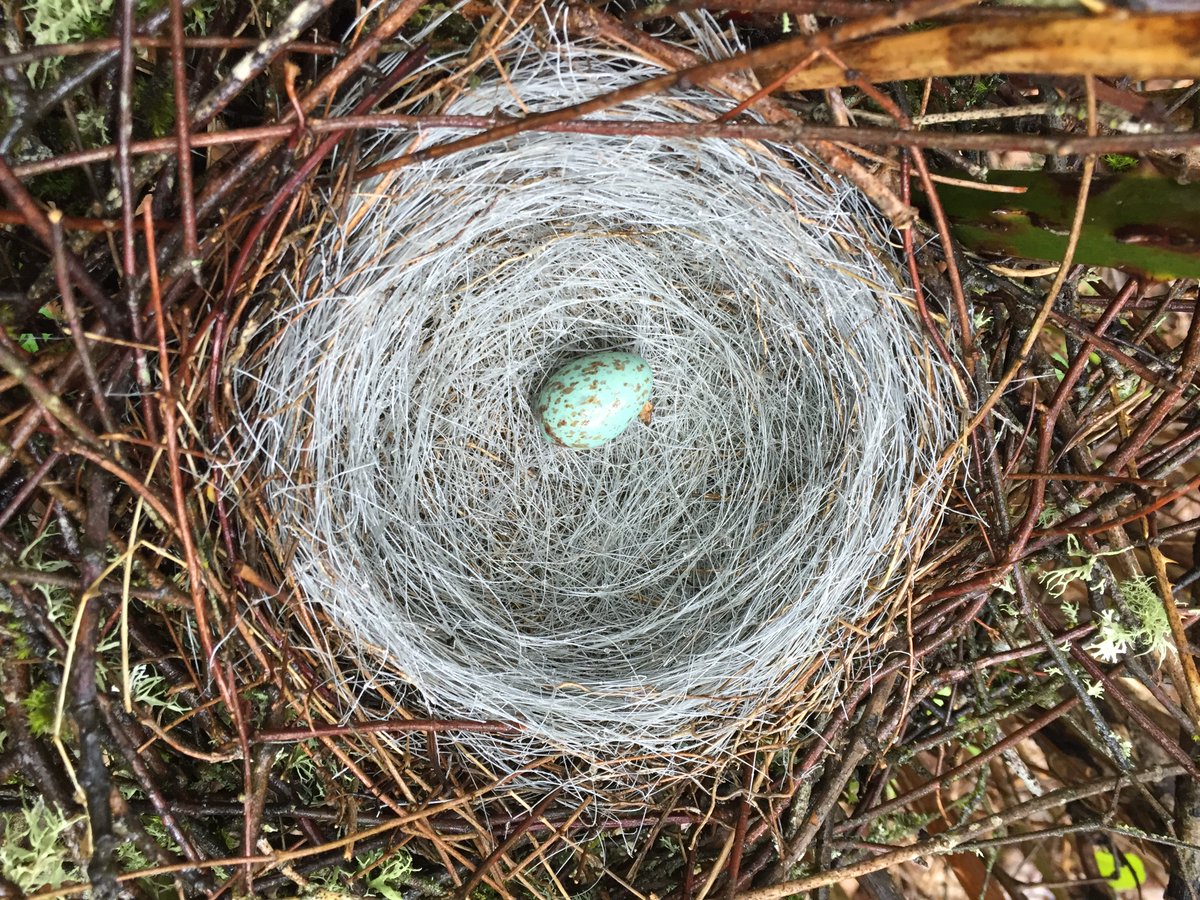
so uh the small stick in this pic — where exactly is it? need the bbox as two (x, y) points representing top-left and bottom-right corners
(13, 114), (1200, 179)
(168, 0), (199, 267)
(48, 211), (119, 436)
(115, 0), (139, 340)
(253, 719), (524, 742)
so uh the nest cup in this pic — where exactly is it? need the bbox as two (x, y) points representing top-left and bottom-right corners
(238, 33), (959, 788)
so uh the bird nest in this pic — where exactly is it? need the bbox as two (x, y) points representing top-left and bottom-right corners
(3, 0), (1199, 896)
(236, 33), (960, 789)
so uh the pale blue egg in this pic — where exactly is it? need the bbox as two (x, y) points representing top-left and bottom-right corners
(535, 351), (654, 449)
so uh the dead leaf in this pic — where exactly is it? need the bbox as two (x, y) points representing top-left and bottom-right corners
(766, 11), (1200, 92)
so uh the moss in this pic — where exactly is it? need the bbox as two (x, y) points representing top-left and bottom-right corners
(134, 74), (177, 138)
(406, 1), (478, 47)
(957, 74), (1003, 108)
(22, 682), (56, 737)
(1102, 153), (1139, 172)
(26, 170), (90, 215)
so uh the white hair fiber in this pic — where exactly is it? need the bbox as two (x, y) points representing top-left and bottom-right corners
(238, 28), (959, 788)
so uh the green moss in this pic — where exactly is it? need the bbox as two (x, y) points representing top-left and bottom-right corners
(407, 2), (477, 46)
(26, 170), (90, 214)
(23, 682), (56, 737)
(410, 1), (451, 28)
(0, 600), (34, 661)
(957, 74), (1002, 108)
(1102, 153), (1139, 173)
(134, 74), (176, 138)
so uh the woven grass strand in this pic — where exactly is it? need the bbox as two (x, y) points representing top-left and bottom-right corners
(239, 43), (958, 786)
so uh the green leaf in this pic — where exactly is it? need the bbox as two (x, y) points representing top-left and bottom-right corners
(919, 170), (1200, 280)
(1093, 847), (1146, 891)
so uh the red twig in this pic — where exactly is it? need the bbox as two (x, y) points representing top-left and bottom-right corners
(169, 0), (199, 266)
(823, 45), (977, 370)
(252, 719), (523, 742)
(725, 759), (755, 898)
(0, 155), (125, 334)
(836, 695), (1080, 832)
(13, 115), (1200, 180)
(1009, 472), (1164, 486)
(459, 789), (562, 898)
(48, 210), (118, 436)
(218, 45), (428, 307)
(357, 0), (982, 179)
(1070, 644), (1200, 776)
(0, 34), (339, 66)
(115, 0), (140, 339)
(1009, 279), (1139, 553)
(0, 451), (63, 531)
(142, 199), (235, 731)
(1042, 470), (1200, 540)
(1100, 303), (1200, 478)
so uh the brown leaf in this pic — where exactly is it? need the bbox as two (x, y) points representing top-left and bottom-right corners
(767, 11), (1200, 92)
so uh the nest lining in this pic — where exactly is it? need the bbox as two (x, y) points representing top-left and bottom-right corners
(239, 39), (958, 785)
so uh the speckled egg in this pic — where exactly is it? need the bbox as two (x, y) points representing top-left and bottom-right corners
(535, 351), (654, 449)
